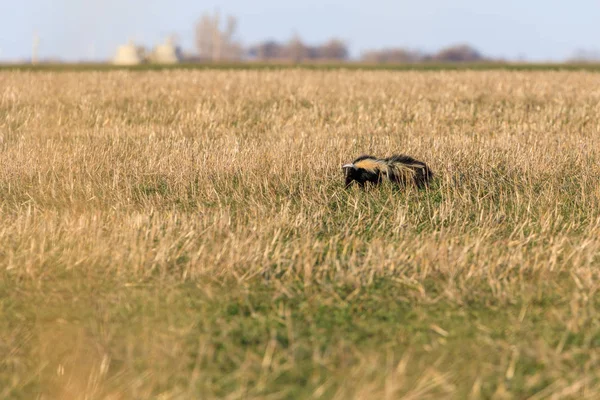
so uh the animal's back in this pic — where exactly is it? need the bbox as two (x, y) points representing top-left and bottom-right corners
(384, 154), (433, 188)
(343, 153), (434, 189)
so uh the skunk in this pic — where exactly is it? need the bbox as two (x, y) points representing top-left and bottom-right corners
(342, 154), (433, 188)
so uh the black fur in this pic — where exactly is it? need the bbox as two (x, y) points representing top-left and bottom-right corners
(343, 154), (433, 189)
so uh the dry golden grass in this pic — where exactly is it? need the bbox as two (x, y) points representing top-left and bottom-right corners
(2, 69), (600, 399)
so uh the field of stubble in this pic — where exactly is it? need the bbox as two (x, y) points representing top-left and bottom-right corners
(2, 69), (600, 399)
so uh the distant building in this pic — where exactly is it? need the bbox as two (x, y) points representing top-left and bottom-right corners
(148, 38), (182, 64)
(113, 40), (146, 65)
(113, 38), (182, 65)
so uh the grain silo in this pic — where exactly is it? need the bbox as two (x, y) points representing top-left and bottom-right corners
(149, 38), (182, 64)
(113, 40), (145, 65)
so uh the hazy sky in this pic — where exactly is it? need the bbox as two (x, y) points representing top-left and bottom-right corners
(2, 0), (600, 62)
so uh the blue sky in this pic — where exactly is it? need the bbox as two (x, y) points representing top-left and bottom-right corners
(2, 0), (600, 62)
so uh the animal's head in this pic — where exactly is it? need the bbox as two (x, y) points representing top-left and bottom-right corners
(342, 155), (384, 188)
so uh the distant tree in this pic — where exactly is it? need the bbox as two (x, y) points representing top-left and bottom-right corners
(195, 11), (242, 61)
(248, 40), (285, 60)
(220, 15), (242, 60)
(195, 13), (216, 60)
(568, 49), (600, 63)
(361, 48), (424, 63)
(317, 39), (349, 60)
(248, 36), (348, 62)
(285, 34), (309, 62)
(360, 44), (489, 64)
(433, 44), (483, 62)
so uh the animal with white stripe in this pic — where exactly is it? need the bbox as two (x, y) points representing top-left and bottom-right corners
(342, 154), (433, 189)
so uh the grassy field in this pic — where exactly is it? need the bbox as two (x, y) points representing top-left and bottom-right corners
(1, 69), (600, 399)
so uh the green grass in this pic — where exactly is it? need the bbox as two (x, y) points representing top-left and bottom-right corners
(3, 273), (596, 399)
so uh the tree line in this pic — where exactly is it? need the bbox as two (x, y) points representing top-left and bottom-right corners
(191, 11), (488, 63)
